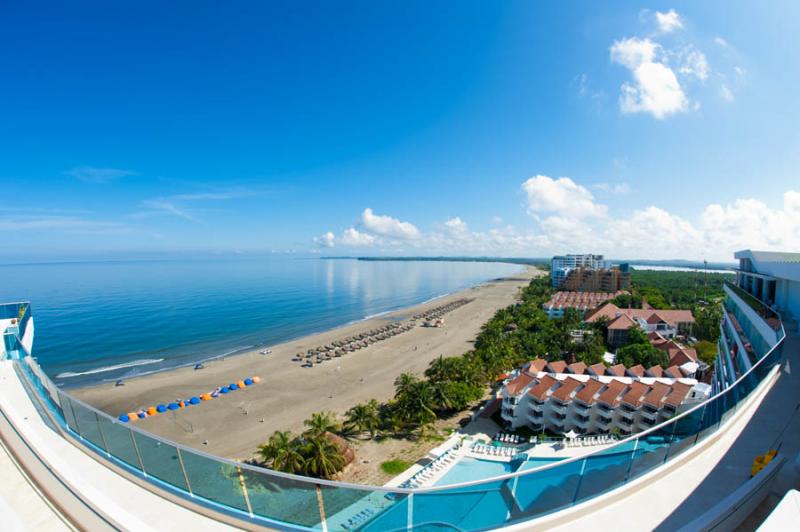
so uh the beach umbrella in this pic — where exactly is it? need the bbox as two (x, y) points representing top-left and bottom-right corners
(127, 411), (138, 420)
(244, 378), (254, 386)
(201, 393), (212, 401)
(138, 411), (147, 419)
(253, 376), (261, 383)
(118, 414), (130, 422)
(156, 404), (167, 413)
(147, 406), (157, 416)
(220, 387), (230, 394)
(565, 430), (579, 440)
(190, 396), (201, 405)
(168, 402), (180, 410)
(229, 383), (239, 390)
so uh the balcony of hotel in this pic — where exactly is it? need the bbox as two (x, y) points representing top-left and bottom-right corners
(549, 401), (568, 416)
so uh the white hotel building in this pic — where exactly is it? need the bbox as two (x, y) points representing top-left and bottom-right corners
(550, 253), (609, 288)
(500, 358), (710, 436)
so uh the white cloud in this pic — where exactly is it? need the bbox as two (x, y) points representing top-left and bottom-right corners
(67, 166), (137, 183)
(361, 208), (420, 239)
(340, 228), (377, 247)
(720, 84), (734, 102)
(522, 175), (607, 219)
(314, 231), (335, 248)
(139, 200), (197, 222)
(444, 217), (468, 234)
(655, 9), (683, 33)
(611, 37), (689, 119)
(594, 182), (631, 195)
(491, 216), (503, 225)
(678, 48), (709, 81)
(0, 215), (125, 232)
(714, 36), (729, 47)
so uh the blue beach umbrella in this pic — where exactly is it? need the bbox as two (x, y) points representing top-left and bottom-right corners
(220, 387), (229, 394)
(244, 378), (254, 386)
(156, 404), (167, 413)
(189, 396), (200, 405)
(137, 411), (147, 419)
(168, 402), (180, 410)
(118, 414), (130, 422)
(229, 383), (239, 390)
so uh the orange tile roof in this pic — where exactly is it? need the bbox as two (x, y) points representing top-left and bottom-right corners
(664, 365), (685, 379)
(575, 379), (604, 405)
(642, 381), (671, 408)
(528, 358), (548, 372)
(505, 372), (535, 396)
(669, 348), (698, 366)
(608, 314), (636, 330)
(608, 364), (626, 376)
(646, 365), (664, 378)
(547, 361), (567, 373)
(597, 380), (627, 407)
(664, 382), (693, 407)
(568, 362), (587, 374)
(627, 364), (645, 377)
(621, 381), (651, 408)
(543, 291), (624, 310)
(528, 375), (558, 401)
(586, 304), (695, 327)
(588, 363), (607, 376)
(550, 377), (582, 402)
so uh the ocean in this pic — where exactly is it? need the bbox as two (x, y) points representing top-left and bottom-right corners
(1, 258), (522, 387)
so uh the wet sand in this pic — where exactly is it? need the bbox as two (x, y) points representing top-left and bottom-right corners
(73, 267), (541, 459)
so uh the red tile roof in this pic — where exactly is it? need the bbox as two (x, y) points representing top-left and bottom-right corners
(664, 365), (685, 379)
(550, 377), (582, 402)
(668, 348), (698, 366)
(642, 381), (671, 408)
(608, 314), (636, 330)
(588, 363), (607, 376)
(527, 375), (558, 401)
(597, 380), (627, 407)
(608, 364), (626, 377)
(505, 372), (535, 396)
(646, 365), (664, 378)
(547, 361), (567, 373)
(626, 364), (645, 378)
(543, 291), (625, 310)
(575, 379), (604, 405)
(621, 381), (650, 408)
(527, 358), (548, 373)
(664, 382), (693, 407)
(586, 304), (695, 327)
(568, 362), (587, 375)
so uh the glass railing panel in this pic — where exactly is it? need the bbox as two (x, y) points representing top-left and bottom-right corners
(321, 484), (402, 532)
(241, 468), (324, 529)
(411, 480), (511, 531)
(359, 492), (409, 532)
(58, 391), (79, 432)
(132, 431), (189, 491)
(574, 440), (637, 502)
(512, 458), (585, 520)
(96, 415), (141, 469)
(70, 399), (107, 451)
(180, 450), (249, 514)
(628, 425), (674, 481)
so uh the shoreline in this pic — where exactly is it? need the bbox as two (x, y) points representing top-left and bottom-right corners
(73, 266), (541, 459)
(55, 272), (523, 388)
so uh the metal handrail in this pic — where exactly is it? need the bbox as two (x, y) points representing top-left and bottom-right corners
(23, 301), (786, 495)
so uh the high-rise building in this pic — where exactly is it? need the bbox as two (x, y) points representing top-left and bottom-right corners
(550, 254), (609, 288)
(560, 266), (631, 292)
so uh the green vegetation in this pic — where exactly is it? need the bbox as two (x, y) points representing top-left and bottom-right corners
(694, 340), (718, 366)
(629, 269), (733, 309)
(614, 327), (669, 368)
(257, 411), (349, 479)
(380, 459), (412, 475)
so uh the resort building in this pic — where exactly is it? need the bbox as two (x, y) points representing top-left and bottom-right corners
(550, 253), (609, 288)
(0, 248), (797, 531)
(560, 266), (631, 292)
(585, 303), (695, 347)
(541, 290), (626, 319)
(500, 358), (710, 436)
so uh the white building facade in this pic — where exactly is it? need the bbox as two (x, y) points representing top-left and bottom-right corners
(550, 254), (610, 288)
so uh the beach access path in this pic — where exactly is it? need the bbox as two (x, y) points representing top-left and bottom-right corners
(73, 267), (541, 460)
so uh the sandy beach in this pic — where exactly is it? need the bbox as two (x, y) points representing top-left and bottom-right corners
(73, 266), (541, 460)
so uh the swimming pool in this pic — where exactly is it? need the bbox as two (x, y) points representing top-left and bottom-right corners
(435, 456), (563, 486)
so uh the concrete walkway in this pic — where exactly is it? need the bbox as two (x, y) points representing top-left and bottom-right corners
(0, 361), (243, 531)
(656, 328), (800, 530)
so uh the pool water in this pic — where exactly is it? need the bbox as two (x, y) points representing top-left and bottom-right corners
(435, 456), (563, 486)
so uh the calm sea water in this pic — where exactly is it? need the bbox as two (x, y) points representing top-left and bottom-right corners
(1, 258), (522, 387)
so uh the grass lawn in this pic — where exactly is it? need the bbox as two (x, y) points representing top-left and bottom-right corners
(380, 459), (413, 475)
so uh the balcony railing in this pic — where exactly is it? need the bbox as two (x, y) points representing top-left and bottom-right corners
(725, 281), (781, 331)
(7, 298), (787, 532)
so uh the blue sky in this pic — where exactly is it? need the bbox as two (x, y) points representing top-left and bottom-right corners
(2, 1), (798, 262)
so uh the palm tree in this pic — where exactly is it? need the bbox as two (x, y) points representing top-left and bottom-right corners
(303, 411), (340, 438)
(257, 431), (306, 474)
(393, 372), (417, 396)
(345, 399), (380, 437)
(302, 436), (346, 479)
